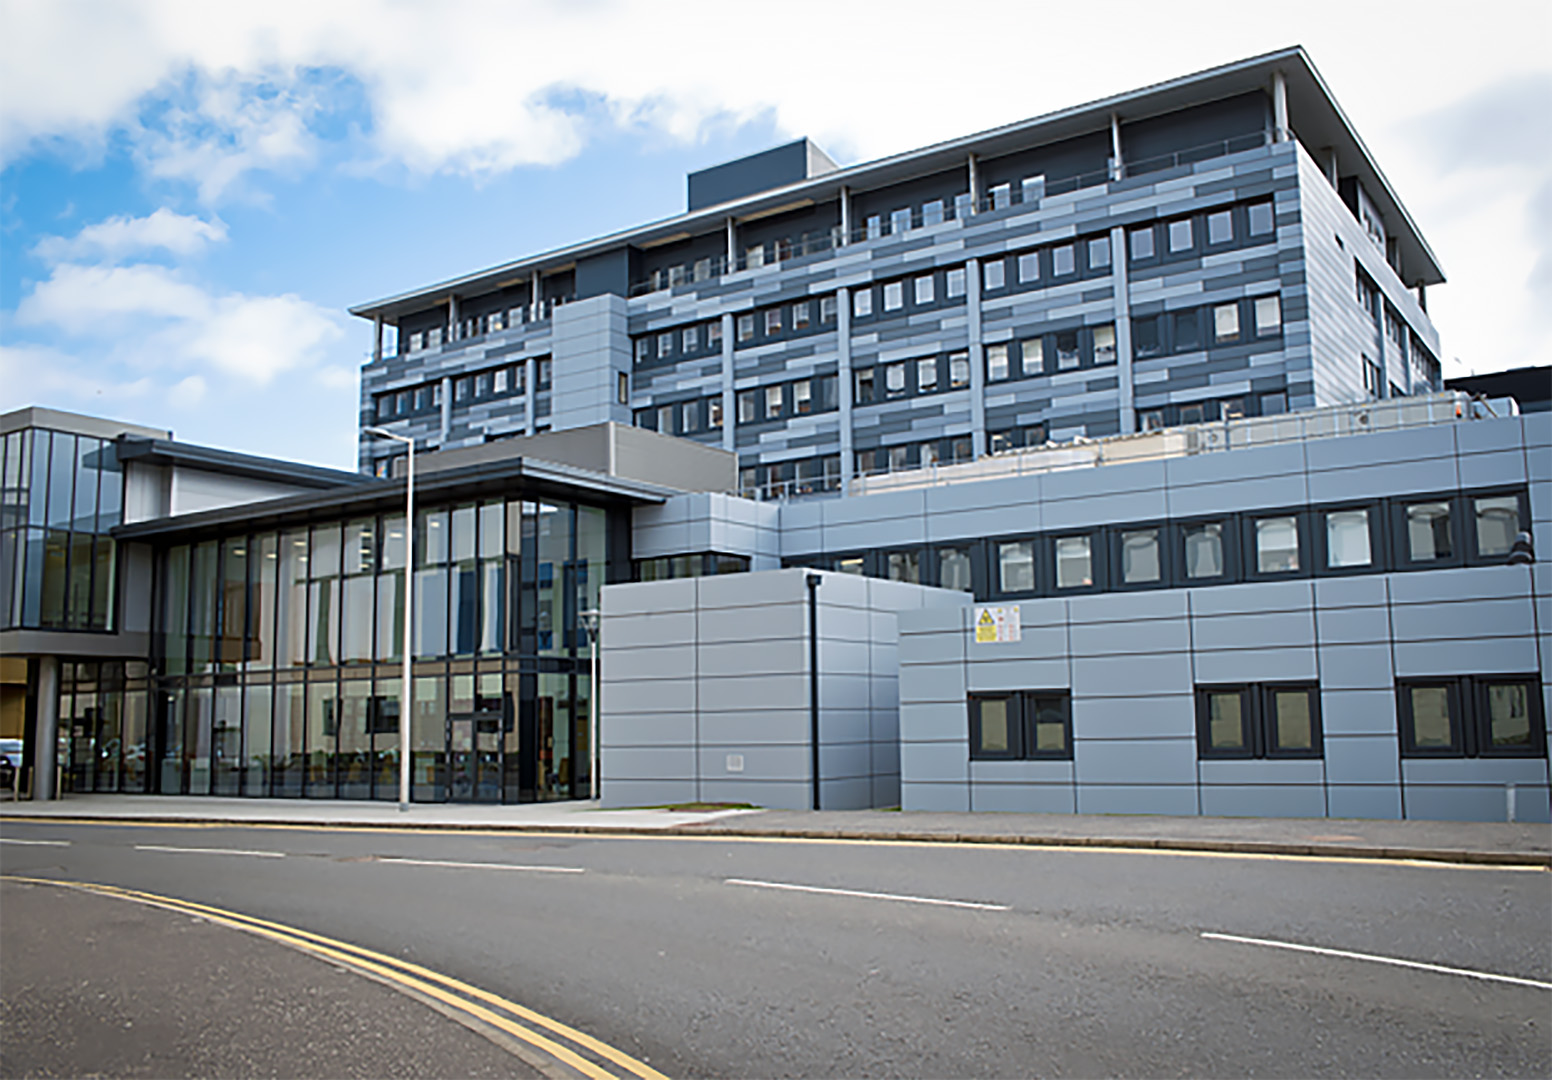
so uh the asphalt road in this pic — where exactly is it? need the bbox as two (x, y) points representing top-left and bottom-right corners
(2, 820), (1548, 1078)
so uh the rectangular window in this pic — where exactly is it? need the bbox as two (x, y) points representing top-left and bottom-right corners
(657, 405), (674, 434)
(409, 331), (424, 352)
(937, 546), (973, 592)
(1168, 218), (1194, 252)
(969, 692), (1072, 761)
(1020, 337), (1043, 375)
(765, 309), (782, 336)
(1198, 684), (1322, 759)
(765, 385), (783, 419)
(455, 376), (472, 402)
(1404, 500), (1453, 562)
(793, 379), (812, 415)
(1052, 245), (1075, 276)
(792, 302), (811, 330)
(949, 351), (970, 388)
(1254, 515), (1300, 574)
(745, 244), (765, 269)
(883, 281), (904, 311)
(616, 372), (628, 405)
(738, 390), (759, 423)
(1173, 310), (1201, 351)
(1130, 227), (1155, 261)
(1055, 330), (1080, 370)
(1092, 324), (1117, 365)
(888, 444), (910, 473)
(709, 396), (723, 428)
(693, 258), (712, 282)
(915, 275), (935, 305)
(989, 183), (1011, 211)
(1087, 236), (1111, 270)
(1054, 535), (1092, 589)
(997, 540), (1035, 593)
(708, 321), (724, 347)
(1121, 528), (1161, 585)
(922, 199), (945, 226)
(737, 314), (755, 343)
(681, 401), (698, 433)
(1399, 677), (1545, 758)
(986, 343), (1010, 381)
(1248, 202), (1275, 236)
(1207, 209), (1233, 244)
(887, 549), (921, 583)
(920, 440), (940, 466)
(917, 358), (938, 393)
(891, 208), (912, 234)
(474, 371), (491, 398)
(983, 260), (1006, 291)
(1133, 315), (1162, 358)
(946, 268), (966, 298)
(1018, 251), (1040, 283)
(885, 363), (907, 397)
(853, 289), (873, 318)
(1254, 295), (1281, 336)
(988, 430), (1015, 454)
(683, 326), (699, 351)
(1183, 522), (1225, 579)
(1140, 410), (1165, 432)
(1214, 303), (1241, 343)
(819, 296), (837, 323)
(1474, 494), (1520, 558)
(427, 327), (442, 348)
(658, 334), (673, 359)
(854, 368), (875, 405)
(493, 369), (509, 394)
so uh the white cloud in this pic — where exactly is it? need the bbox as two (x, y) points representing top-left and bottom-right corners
(15, 259), (344, 384)
(0, 343), (154, 410)
(33, 208), (228, 264)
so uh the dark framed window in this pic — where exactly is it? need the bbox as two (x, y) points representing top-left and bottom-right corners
(1113, 523), (1171, 589)
(1197, 683), (1322, 759)
(994, 538), (1038, 595)
(1050, 533), (1101, 592)
(969, 691), (1072, 761)
(1179, 518), (1235, 582)
(1245, 511), (1308, 578)
(1468, 490), (1527, 563)
(1392, 495), (1462, 569)
(1315, 504), (1381, 575)
(1398, 676), (1546, 758)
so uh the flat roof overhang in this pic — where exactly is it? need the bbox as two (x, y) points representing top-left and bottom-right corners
(350, 45), (1443, 324)
(116, 437), (372, 490)
(113, 456), (673, 545)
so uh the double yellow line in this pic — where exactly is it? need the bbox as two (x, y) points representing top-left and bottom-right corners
(2, 875), (668, 1080)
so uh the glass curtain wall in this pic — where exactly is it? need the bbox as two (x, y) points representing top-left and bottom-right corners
(125, 497), (617, 802)
(0, 428), (122, 631)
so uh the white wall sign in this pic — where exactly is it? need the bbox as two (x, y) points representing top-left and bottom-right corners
(974, 605), (1021, 644)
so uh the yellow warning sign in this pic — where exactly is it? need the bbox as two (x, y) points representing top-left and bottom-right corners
(974, 605), (1021, 644)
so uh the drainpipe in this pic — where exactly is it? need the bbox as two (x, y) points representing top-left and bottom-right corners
(806, 573), (822, 811)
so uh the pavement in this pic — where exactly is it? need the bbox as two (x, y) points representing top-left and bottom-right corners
(4, 793), (1549, 866)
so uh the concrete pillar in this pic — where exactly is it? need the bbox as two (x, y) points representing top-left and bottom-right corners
(1110, 226), (1136, 434)
(720, 312), (736, 455)
(1416, 283), (1427, 313)
(448, 296), (460, 342)
(966, 259), (986, 458)
(531, 273), (541, 323)
(1271, 70), (1290, 144)
(524, 358), (537, 436)
(34, 656), (58, 800)
(836, 287), (853, 495)
(838, 187), (851, 247)
(1324, 147), (1339, 188)
(1110, 112), (1124, 181)
(440, 375), (452, 444)
(373, 315), (384, 363)
(725, 218), (737, 271)
(966, 154), (980, 215)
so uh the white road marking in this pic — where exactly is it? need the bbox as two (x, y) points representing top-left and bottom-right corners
(0, 838), (70, 847)
(376, 857), (585, 874)
(726, 877), (1010, 911)
(135, 844), (286, 859)
(1201, 931), (1552, 991)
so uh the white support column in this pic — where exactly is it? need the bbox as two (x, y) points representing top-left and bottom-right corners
(720, 312), (736, 455)
(34, 656), (58, 800)
(836, 287), (853, 495)
(838, 187), (851, 247)
(725, 217), (737, 271)
(373, 314), (384, 364)
(524, 357), (537, 435)
(1272, 69), (1290, 144)
(1110, 226), (1136, 434)
(440, 375), (452, 444)
(1325, 147), (1339, 189)
(448, 296), (460, 342)
(530, 273), (541, 322)
(966, 154), (980, 215)
(966, 259), (986, 458)
(1110, 112), (1124, 181)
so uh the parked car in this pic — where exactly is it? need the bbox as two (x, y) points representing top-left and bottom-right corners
(0, 738), (23, 789)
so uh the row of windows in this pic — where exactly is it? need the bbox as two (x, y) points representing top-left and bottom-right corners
(793, 490), (1529, 598)
(399, 297), (570, 356)
(855, 437), (975, 477)
(635, 552), (752, 582)
(737, 455), (843, 500)
(374, 358), (552, 422)
(633, 374), (843, 436)
(855, 352), (972, 403)
(971, 676), (1547, 763)
(1137, 391), (1289, 432)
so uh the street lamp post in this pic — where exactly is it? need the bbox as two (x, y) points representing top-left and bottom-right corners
(580, 608), (601, 802)
(364, 427), (415, 811)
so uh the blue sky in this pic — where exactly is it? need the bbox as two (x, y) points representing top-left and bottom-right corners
(2, 0), (1549, 469)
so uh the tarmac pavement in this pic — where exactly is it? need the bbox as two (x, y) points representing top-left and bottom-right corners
(4, 793), (1548, 866)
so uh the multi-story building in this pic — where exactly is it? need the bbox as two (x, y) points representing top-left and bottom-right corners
(4, 47), (1545, 822)
(351, 46), (1444, 501)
